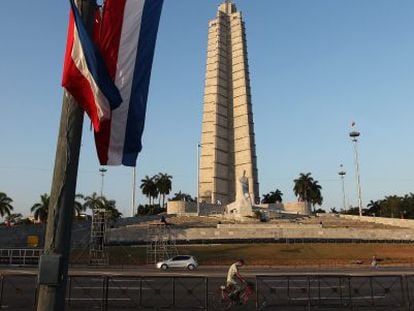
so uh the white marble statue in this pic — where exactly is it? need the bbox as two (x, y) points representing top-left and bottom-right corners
(227, 170), (253, 217)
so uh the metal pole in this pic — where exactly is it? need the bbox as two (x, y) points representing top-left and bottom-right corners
(36, 1), (96, 310)
(99, 168), (107, 198)
(132, 166), (136, 217)
(338, 165), (346, 213)
(197, 143), (201, 215)
(350, 127), (362, 217)
(352, 139), (363, 216)
(341, 176), (346, 212)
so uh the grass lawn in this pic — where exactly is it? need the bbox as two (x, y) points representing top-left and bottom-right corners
(84, 243), (414, 266)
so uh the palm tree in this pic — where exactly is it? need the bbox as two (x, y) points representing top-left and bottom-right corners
(261, 193), (271, 204)
(31, 193), (50, 223)
(156, 173), (172, 208)
(5, 213), (23, 224)
(0, 192), (13, 218)
(309, 180), (323, 212)
(271, 189), (283, 203)
(140, 176), (158, 205)
(383, 195), (402, 218)
(293, 173), (323, 213)
(367, 200), (381, 216)
(293, 173), (315, 202)
(261, 189), (283, 204)
(170, 191), (194, 202)
(73, 194), (85, 217)
(83, 192), (103, 211)
(100, 197), (122, 220)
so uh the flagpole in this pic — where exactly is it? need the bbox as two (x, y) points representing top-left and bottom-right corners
(132, 166), (136, 216)
(36, 1), (96, 310)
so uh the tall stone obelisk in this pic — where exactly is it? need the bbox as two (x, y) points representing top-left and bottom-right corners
(199, 1), (259, 206)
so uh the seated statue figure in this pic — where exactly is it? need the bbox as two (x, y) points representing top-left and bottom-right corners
(227, 170), (253, 217)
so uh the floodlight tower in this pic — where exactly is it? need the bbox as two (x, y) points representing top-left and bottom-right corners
(338, 164), (347, 212)
(99, 168), (107, 197)
(349, 125), (363, 216)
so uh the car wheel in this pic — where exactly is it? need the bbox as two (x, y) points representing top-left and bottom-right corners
(187, 264), (195, 271)
(161, 264), (168, 271)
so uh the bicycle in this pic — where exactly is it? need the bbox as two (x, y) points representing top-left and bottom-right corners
(211, 281), (255, 310)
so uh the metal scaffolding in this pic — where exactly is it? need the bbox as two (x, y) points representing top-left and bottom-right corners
(89, 208), (108, 265)
(146, 223), (178, 264)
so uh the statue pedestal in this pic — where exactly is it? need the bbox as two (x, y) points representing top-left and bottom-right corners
(226, 195), (253, 217)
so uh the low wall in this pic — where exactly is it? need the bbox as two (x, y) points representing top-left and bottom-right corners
(106, 224), (414, 244)
(167, 201), (224, 216)
(168, 201), (311, 216)
(339, 214), (414, 229)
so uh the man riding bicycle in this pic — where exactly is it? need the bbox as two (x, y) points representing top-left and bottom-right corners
(226, 259), (246, 300)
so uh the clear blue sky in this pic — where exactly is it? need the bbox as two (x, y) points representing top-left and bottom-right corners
(1, 0), (414, 217)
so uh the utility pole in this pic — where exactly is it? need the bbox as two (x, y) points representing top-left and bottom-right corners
(36, 1), (96, 310)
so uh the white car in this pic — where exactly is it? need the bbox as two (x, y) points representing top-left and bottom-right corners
(156, 255), (198, 271)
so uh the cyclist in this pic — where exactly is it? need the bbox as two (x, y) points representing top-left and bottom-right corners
(226, 259), (246, 300)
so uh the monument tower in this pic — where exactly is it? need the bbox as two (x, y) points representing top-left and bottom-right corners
(199, 1), (259, 205)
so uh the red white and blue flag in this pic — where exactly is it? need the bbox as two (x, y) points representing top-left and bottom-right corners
(62, 0), (164, 167)
(62, 0), (123, 131)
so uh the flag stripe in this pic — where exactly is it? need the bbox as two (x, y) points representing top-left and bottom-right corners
(68, 0), (122, 111)
(107, 0), (146, 165)
(122, 0), (164, 166)
(93, 0), (163, 166)
(62, 12), (101, 130)
(95, 0), (128, 164)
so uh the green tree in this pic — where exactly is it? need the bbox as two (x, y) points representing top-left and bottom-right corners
(140, 176), (158, 205)
(293, 173), (323, 213)
(156, 173), (172, 207)
(170, 191), (194, 202)
(5, 213), (22, 224)
(261, 189), (283, 203)
(100, 197), (122, 220)
(309, 180), (323, 212)
(31, 193), (50, 223)
(367, 200), (382, 216)
(293, 173), (315, 203)
(0, 192), (13, 218)
(83, 192), (103, 211)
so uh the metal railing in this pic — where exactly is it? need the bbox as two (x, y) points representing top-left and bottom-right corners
(1, 273), (414, 310)
(0, 248), (43, 265)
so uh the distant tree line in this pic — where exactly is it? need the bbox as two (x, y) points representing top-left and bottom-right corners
(341, 193), (414, 219)
(262, 172), (324, 214)
(0, 191), (122, 225)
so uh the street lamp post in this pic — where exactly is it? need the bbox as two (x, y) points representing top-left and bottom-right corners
(99, 168), (107, 197)
(338, 164), (346, 213)
(349, 125), (363, 216)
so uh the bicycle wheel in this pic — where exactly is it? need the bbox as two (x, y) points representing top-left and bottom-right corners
(210, 290), (233, 311)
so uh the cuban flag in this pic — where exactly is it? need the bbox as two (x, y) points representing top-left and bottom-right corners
(95, 0), (164, 166)
(62, 0), (164, 167)
(62, 0), (123, 131)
